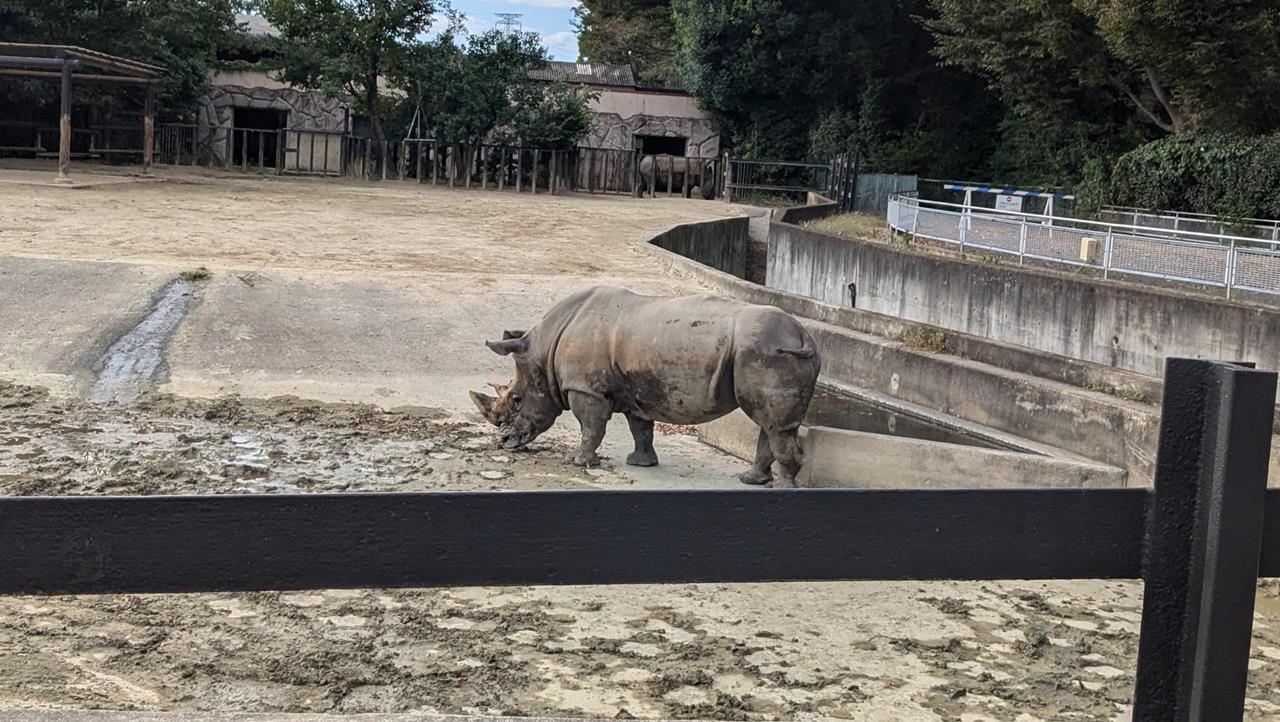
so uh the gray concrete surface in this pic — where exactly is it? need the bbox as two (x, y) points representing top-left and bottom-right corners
(699, 409), (1126, 489)
(0, 256), (171, 396)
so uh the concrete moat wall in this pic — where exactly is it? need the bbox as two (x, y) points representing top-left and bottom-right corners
(650, 217), (749, 279)
(767, 223), (1280, 379)
(645, 215), (1280, 487)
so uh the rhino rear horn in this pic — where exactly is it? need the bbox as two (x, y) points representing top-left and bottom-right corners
(486, 336), (530, 356)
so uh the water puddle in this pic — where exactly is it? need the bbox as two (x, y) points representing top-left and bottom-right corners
(805, 387), (1008, 450)
(87, 278), (196, 403)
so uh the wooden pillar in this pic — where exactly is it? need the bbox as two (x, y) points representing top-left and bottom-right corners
(516, 148), (523, 192)
(57, 57), (74, 184)
(142, 84), (155, 176)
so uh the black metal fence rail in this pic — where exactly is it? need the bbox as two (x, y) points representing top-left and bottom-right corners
(0, 359), (1277, 719)
(725, 157), (832, 203)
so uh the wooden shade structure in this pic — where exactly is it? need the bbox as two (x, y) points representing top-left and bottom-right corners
(0, 43), (164, 182)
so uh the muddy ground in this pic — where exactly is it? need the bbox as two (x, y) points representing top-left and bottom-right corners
(4, 381), (1280, 721)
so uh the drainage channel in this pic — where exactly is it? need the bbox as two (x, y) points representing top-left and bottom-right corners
(87, 277), (198, 403)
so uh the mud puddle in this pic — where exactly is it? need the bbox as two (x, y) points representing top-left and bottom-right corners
(88, 278), (198, 403)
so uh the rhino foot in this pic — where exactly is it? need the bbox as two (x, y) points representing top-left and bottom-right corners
(765, 479), (798, 489)
(738, 469), (772, 485)
(568, 451), (603, 467)
(625, 450), (659, 467)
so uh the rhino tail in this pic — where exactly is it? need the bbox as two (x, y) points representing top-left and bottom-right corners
(777, 337), (816, 359)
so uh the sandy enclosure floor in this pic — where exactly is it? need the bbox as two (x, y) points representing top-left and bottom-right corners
(2, 167), (1280, 721)
(3, 383), (1280, 721)
(0, 165), (738, 279)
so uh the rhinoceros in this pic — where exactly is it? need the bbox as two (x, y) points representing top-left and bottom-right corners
(470, 285), (820, 487)
(638, 155), (716, 199)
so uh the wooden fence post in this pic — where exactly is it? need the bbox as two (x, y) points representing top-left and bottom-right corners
(1133, 359), (1276, 721)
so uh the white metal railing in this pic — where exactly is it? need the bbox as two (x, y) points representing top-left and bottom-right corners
(886, 195), (1280, 299)
(1101, 205), (1280, 244)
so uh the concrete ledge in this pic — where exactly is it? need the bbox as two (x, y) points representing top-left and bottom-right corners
(767, 221), (1280, 380)
(0, 714), (749, 722)
(770, 193), (839, 225)
(698, 409), (1126, 489)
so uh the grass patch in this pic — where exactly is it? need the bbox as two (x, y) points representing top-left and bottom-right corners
(806, 212), (887, 241)
(179, 266), (211, 282)
(900, 325), (950, 354)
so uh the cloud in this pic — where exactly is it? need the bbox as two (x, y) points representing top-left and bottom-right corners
(539, 30), (579, 60)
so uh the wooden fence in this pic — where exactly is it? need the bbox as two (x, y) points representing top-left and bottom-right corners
(1, 358), (1277, 720)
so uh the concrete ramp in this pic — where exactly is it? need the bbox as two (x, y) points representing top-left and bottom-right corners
(700, 408), (1127, 489)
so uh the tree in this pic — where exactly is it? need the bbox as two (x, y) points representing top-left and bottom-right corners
(510, 82), (597, 149)
(394, 28), (594, 150)
(255, 0), (439, 146)
(928, 0), (1280, 136)
(0, 0), (238, 118)
(671, 0), (1002, 175)
(574, 0), (681, 87)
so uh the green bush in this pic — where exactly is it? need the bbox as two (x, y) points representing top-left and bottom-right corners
(1108, 133), (1280, 219)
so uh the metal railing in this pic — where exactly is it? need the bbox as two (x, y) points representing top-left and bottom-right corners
(1102, 205), (1280, 244)
(888, 195), (1280, 299)
(725, 157), (831, 203)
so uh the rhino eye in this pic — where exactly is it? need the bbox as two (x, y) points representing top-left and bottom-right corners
(509, 393), (523, 406)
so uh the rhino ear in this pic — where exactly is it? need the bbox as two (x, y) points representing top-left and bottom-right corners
(502, 329), (527, 340)
(486, 336), (530, 356)
(470, 390), (500, 425)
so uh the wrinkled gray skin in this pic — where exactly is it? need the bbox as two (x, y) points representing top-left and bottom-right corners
(470, 286), (820, 488)
(637, 155), (716, 200)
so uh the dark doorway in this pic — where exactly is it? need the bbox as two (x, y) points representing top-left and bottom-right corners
(636, 135), (687, 156)
(231, 107), (287, 167)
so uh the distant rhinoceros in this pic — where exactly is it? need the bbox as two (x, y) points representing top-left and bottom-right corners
(638, 154), (717, 199)
(470, 285), (820, 488)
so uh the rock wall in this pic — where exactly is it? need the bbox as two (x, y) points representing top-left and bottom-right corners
(585, 111), (720, 157)
(197, 85), (349, 166)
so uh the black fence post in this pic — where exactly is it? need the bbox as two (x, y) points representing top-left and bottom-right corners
(1133, 358), (1276, 721)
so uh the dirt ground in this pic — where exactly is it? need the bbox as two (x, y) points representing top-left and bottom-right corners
(2, 165), (1280, 721)
(0, 163), (738, 280)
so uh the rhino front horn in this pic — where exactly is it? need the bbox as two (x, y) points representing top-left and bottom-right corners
(470, 390), (498, 425)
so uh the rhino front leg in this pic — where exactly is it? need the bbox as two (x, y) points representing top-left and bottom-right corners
(567, 391), (610, 467)
(624, 413), (659, 467)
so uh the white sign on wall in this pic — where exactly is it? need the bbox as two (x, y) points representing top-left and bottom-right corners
(995, 194), (1024, 213)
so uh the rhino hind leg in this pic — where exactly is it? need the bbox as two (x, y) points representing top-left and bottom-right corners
(567, 391), (610, 467)
(624, 413), (659, 467)
(738, 428), (774, 485)
(763, 430), (803, 489)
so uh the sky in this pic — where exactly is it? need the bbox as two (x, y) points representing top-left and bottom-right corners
(445, 0), (582, 61)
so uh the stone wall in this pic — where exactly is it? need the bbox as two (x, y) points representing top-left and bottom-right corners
(197, 85), (349, 167)
(585, 111), (720, 157)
